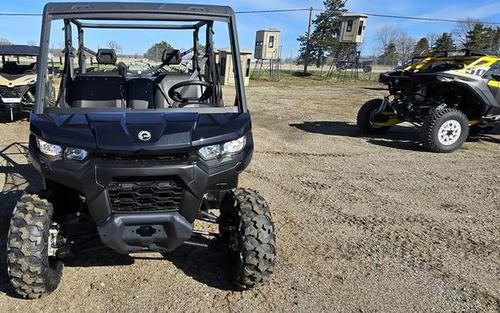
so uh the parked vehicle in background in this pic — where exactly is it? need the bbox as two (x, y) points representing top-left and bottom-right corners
(0, 45), (41, 121)
(358, 51), (500, 152)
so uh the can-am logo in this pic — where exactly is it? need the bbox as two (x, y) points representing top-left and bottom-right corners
(138, 131), (152, 142)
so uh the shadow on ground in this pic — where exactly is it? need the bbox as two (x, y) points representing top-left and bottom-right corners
(290, 121), (500, 151)
(289, 121), (424, 151)
(162, 244), (235, 290)
(362, 87), (387, 91)
(64, 242), (235, 290)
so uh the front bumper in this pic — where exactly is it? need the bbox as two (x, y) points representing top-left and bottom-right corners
(98, 212), (193, 253)
(0, 98), (22, 109)
(29, 135), (253, 253)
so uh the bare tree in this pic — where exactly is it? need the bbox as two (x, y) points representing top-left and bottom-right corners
(426, 33), (439, 49)
(0, 37), (12, 45)
(108, 41), (122, 54)
(27, 40), (37, 46)
(395, 31), (416, 64)
(375, 25), (400, 53)
(453, 18), (481, 48)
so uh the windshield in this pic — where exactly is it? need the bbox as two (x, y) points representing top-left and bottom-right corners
(0, 55), (38, 75)
(42, 17), (242, 113)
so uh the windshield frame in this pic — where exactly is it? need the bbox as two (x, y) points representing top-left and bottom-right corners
(35, 3), (247, 114)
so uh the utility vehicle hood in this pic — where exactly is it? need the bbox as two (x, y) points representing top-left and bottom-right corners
(0, 73), (36, 87)
(30, 112), (251, 153)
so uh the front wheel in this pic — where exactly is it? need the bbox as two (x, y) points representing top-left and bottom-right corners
(357, 99), (392, 135)
(7, 194), (63, 298)
(422, 108), (469, 153)
(219, 189), (276, 289)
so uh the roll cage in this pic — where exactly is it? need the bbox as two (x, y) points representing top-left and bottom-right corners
(35, 2), (247, 114)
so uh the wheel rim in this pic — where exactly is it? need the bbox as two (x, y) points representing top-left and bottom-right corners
(369, 110), (383, 129)
(438, 120), (462, 145)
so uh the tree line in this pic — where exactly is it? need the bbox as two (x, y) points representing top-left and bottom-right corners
(297, 0), (499, 69)
(377, 20), (499, 66)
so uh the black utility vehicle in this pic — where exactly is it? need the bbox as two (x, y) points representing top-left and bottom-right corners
(357, 52), (500, 152)
(7, 2), (275, 298)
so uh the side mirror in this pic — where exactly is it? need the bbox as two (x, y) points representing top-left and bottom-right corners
(162, 49), (181, 65)
(491, 73), (500, 81)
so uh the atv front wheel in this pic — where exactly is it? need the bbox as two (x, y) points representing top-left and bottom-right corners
(219, 189), (276, 289)
(357, 99), (392, 135)
(7, 194), (63, 298)
(422, 108), (469, 153)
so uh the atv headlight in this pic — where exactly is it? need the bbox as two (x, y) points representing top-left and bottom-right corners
(37, 138), (62, 157)
(64, 147), (89, 161)
(198, 136), (247, 161)
(222, 136), (247, 154)
(198, 144), (222, 161)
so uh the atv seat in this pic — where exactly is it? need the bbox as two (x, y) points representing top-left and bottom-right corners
(69, 48), (125, 108)
(70, 73), (125, 108)
(127, 78), (155, 109)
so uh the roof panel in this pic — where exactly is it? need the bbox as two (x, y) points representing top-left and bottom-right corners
(0, 45), (39, 56)
(44, 2), (234, 17)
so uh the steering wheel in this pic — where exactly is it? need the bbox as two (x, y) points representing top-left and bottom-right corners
(168, 81), (214, 105)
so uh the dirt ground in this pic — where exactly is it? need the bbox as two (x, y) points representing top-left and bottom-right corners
(0, 79), (499, 312)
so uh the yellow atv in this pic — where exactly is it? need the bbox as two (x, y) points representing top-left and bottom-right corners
(0, 45), (39, 121)
(358, 51), (500, 152)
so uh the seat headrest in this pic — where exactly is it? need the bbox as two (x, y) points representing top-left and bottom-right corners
(96, 49), (117, 65)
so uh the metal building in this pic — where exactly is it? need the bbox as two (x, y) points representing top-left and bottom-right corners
(338, 13), (368, 44)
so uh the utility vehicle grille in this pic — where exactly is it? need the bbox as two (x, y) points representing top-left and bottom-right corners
(96, 153), (189, 162)
(108, 176), (184, 212)
(0, 86), (23, 98)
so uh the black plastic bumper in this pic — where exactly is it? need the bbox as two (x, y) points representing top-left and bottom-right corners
(97, 212), (193, 253)
(28, 135), (253, 253)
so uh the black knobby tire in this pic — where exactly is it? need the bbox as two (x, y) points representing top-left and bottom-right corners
(7, 194), (63, 298)
(422, 108), (469, 153)
(220, 188), (276, 289)
(357, 99), (391, 135)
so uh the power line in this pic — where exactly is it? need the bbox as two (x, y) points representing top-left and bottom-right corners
(0, 12), (41, 16)
(0, 9), (499, 25)
(235, 8), (500, 25)
(359, 13), (500, 25)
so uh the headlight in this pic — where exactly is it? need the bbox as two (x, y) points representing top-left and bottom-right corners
(198, 136), (247, 161)
(223, 136), (246, 154)
(198, 144), (221, 161)
(37, 138), (62, 157)
(64, 147), (89, 161)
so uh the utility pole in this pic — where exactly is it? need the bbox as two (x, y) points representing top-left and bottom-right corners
(303, 6), (313, 74)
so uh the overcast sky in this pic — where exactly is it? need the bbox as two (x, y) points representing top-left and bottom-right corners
(0, 0), (499, 57)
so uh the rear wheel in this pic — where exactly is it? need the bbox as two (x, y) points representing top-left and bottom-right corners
(7, 193), (63, 298)
(422, 108), (469, 153)
(219, 188), (276, 289)
(357, 99), (392, 134)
